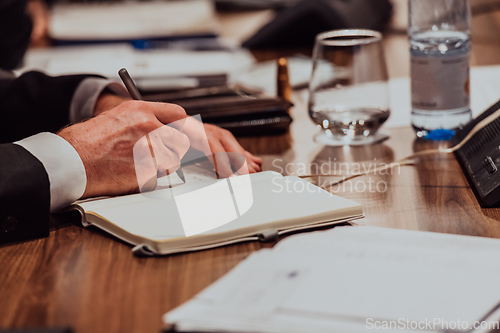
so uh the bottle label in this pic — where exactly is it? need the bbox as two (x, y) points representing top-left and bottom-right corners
(410, 52), (470, 112)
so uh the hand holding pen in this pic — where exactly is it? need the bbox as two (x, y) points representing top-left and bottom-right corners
(119, 68), (186, 183)
(119, 68), (262, 180)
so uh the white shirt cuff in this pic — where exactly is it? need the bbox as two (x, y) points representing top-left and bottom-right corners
(70, 78), (129, 123)
(15, 133), (87, 212)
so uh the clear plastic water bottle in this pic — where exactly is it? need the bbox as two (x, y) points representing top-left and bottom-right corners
(409, 0), (471, 140)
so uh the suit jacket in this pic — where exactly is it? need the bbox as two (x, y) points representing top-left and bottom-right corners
(0, 71), (98, 143)
(0, 143), (51, 244)
(0, 72), (98, 245)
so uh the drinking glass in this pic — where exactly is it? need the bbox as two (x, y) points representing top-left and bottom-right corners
(308, 29), (390, 145)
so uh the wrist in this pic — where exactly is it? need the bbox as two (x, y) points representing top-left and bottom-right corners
(58, 125), (99, 199)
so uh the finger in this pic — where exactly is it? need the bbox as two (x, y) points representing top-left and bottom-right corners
(243, 150), (262, 165)
(247, 164), (257, 174)
(133, 135), (158, 192)
(209, 139), (233, 178)
(220, 137), (262, 174)
(149, 102), (187, 125)
(149, 126), (190, 177)
(226, 152), (249, 175)
(153, 145), (180, 178)
(251, 154), (263, 165)
(220, 131), (247, 155)
(244, 151), (262, 168)
(219, 134), (254, 173)
(217, 130), (260, 165)
(149, 125), (190, 161)
(248, 162), (259, 173)
(249, 161), (261, 173)
(214, 153), (234, 178)
(249, 157), (261, 170)
(166, 116), (188, 133)
(180, 117), (212, 157)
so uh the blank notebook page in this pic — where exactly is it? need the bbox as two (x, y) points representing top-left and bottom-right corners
(80, 174), (361, 240)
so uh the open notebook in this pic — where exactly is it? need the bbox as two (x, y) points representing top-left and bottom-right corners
(72, 171), (363, 256)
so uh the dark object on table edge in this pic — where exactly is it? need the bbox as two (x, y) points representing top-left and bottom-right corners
(453, 98), (500, 207)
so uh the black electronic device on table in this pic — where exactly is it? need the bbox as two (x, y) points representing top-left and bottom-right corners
(453, 99), (500, 207)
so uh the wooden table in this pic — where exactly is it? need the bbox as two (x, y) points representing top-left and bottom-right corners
(2, 2), (500, 332)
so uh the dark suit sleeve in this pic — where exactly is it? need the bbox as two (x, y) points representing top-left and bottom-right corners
(0, 71), (103, 143)
(0, 143), (50, 245)
(0, 72), (106, 244)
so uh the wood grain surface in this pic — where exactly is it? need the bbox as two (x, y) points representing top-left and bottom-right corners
(2, 2), (500, 332)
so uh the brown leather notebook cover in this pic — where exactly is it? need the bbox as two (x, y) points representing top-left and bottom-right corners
(146, 93), (293, 136)
(179, 97), (293, 136)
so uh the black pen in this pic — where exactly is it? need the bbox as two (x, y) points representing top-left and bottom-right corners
(118, 68), (186, 183)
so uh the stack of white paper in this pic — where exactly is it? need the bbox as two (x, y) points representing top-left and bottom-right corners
(49, 0), (220, 41)
(164, 226), (500, 333)
(16, 44), (255, 84)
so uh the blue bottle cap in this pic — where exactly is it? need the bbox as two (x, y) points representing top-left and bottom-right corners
(425, 129), (456, 141)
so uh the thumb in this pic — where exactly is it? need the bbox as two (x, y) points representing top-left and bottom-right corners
(149, 102), (187, 125)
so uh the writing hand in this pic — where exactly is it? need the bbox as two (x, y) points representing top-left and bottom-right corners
(59, 100), (189, 198)
(92, 94), (262, 179)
